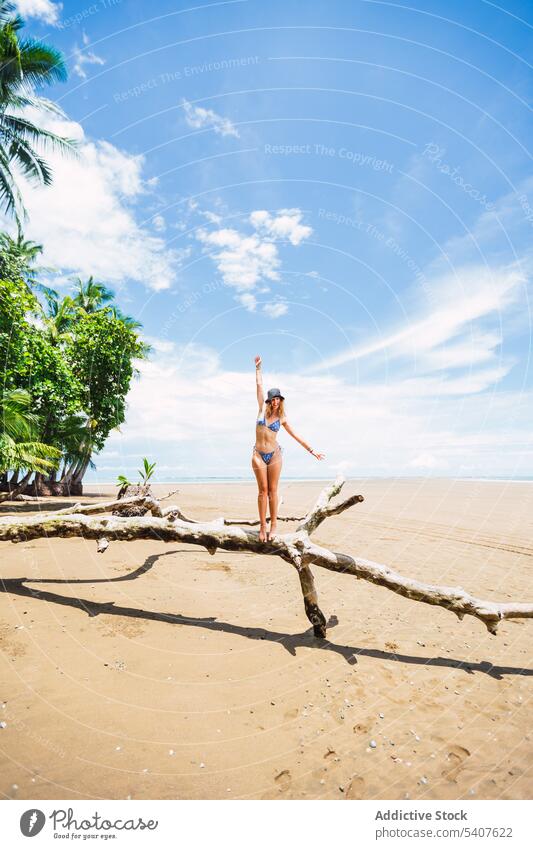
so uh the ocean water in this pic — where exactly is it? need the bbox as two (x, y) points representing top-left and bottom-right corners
(84, 474), (533, 485)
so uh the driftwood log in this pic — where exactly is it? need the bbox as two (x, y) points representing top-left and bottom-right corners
(1, 476), (532, 637)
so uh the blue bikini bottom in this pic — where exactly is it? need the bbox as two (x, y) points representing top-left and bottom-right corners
(254, 445), (282, 465)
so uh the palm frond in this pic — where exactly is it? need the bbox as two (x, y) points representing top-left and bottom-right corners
(0, 3), (22, 29)
(18, 39), (67, 85)
(0, 434), (60, 474)
(0, 146), (25, 225)
(7, 134), (53, 184)
(1, 113), (78, 157)
(0, 387), (39, 440)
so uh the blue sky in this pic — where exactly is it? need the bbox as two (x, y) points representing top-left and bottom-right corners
(10, 0), (533, 480)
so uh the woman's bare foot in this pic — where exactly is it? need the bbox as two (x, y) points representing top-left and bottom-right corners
(267, 522), (277, 541)
(259, 524), (267, 543)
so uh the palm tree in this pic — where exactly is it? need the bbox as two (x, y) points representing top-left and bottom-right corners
(0, 230), (56, 298)
(0, 1), (77, 229)
(106, 304), (142, 329)
(0, 229), (41, 269)
(72, 276), (114, 313)
(43, 291), (76, 344)
(54, 413), (96, 490)
(0, 387), (60, 500)
(0, 386), (38, 439)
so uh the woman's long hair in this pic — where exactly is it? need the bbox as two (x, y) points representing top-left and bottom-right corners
(266, 398), (285, 420)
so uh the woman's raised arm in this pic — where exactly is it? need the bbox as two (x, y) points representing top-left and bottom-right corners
(254, 355), (264, 409)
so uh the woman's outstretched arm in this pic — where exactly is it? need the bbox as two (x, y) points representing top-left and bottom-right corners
(255, 355), (264, 410)
(282, 420), (325, 460)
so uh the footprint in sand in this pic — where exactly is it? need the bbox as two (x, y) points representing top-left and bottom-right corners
(274, 769), (291, 791)
(353, 722), (371, 735)
(441, 745), (471, 782)
(198, 561), (231, 573)
(97, 618), (145, 639)
(284, 708), (298, 720)
(424, 703), (443, 713)
(346, 776), (365, 799)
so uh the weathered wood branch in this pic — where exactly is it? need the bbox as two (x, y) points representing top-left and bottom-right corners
(44, 494), (164, 518)
(0, 478), (531, 637)
(296, 475), (364, 533)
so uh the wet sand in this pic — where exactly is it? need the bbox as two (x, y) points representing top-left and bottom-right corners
(0, 478), (532, 800)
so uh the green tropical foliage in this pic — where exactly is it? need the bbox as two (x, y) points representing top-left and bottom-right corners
(0, 231), (52, 294)
(0, 0), (77, 228)
(0, 267), (149, 494)
(138, 458), (156, 484)
(72, 276), (114, 313)
(0, 387), (60, 500)
(0, 9), (149, 497)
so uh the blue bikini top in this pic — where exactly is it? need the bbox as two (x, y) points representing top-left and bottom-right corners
(257, 407), (281, 432)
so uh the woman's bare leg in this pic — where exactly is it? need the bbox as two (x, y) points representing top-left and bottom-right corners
(252, 451), (269, 542)
(266, 448), (282, 539)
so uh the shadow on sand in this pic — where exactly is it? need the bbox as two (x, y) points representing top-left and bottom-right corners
(1, 550), (531, 681)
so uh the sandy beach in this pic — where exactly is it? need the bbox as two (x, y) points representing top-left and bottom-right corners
(0, 478), (531, 801)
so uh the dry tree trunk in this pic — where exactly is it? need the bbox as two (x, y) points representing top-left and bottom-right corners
(0, 470), (33, 504)
(0, 477), (531, 637)
(113, 483), (155, 517)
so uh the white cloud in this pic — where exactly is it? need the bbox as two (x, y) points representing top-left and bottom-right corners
(263, 301), (288, 319)
(238, 293), (257, 312)
(197, 227), (280, 290)
(196, 209), (312, 304)
(16, 0), (60, 23)
(182, 99), (239, 138)
(72, 42), (106, 79)
(152, 215), (166, 232)
(202, 210), (223, 224)
(142, 336), (175, 354)
(95, 340), (533, 479)
(250, 209), (312, 245)
(4, 109), (182, 292)
(409, 452), (449, 471)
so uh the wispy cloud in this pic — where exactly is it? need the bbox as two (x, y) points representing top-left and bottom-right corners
(309, 264), (525, 381)
(182, 98), (239, 138)
(72, 34), (105, 79)
(263, 301), (288, 319)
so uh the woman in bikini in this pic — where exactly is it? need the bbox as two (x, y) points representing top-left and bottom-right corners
(253, 355), (325, 542)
